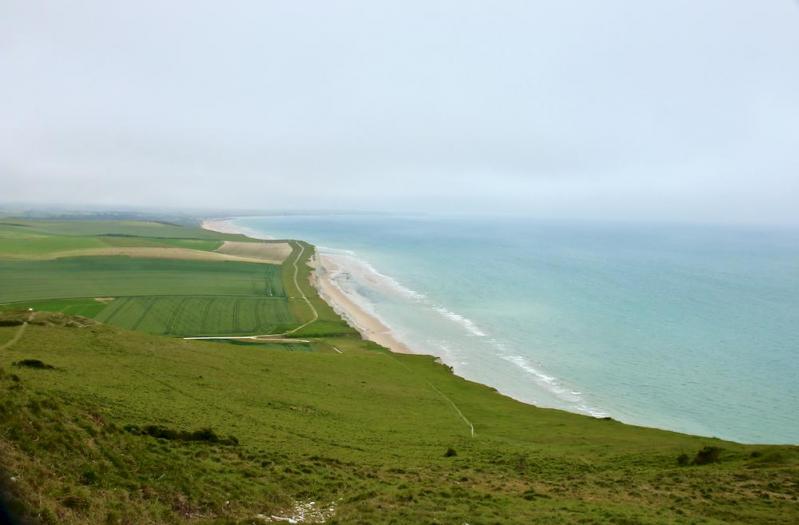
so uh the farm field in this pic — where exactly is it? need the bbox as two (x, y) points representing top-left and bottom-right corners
(0, 219), (305, 337)
(0, 219), (261, 260)
(95, 295), (295, 336)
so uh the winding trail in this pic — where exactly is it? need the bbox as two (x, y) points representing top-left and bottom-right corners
(0, 313), (34, 351)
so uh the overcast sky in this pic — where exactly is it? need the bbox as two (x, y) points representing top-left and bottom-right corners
(1, 1), (798, 223)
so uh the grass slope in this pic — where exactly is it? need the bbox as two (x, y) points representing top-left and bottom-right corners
(0, 219), (796, 524)
(0, 315), (797, 524)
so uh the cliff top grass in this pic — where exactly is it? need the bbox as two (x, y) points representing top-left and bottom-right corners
(0, 219), (797, 524)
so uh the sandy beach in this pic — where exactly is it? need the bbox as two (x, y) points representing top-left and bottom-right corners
(202, 218), (274, 240)
(310, 253), (414, 354)
(201, 218), (415, 355)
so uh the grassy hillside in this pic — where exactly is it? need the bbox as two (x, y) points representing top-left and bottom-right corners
(0, 219), (797, 524)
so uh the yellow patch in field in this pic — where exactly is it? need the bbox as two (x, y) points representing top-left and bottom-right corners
(45, 247), (279, 264)
(214, 241), (292, 264)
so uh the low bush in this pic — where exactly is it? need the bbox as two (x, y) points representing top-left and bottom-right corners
(693, 446), (723, 465)
(13, 359), (56, 370)
(124, 424), (239, 446)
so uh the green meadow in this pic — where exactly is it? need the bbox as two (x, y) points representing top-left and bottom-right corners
(0, 219), (797, 524)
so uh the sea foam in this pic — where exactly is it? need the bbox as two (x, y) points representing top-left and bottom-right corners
(500, 353), (607, 417)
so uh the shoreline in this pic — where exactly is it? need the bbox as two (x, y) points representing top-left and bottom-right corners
(202, 218), (275, 240)
(201, 217), (416, 355)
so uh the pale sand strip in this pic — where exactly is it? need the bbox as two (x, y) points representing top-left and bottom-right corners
(215, 240), (292, 264)
(201, 218), (245, 236)
(202, 218), (274, 240)
(311, 253), (415, 354)
(44, 247), (278, 265)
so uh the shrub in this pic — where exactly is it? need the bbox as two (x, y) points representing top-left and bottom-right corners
(676, 453), (690, 466)
(692, 446), (722, 465)
(13, 359), (56, 370)
(123, 424), (238, 445)
(443, 447), (457, 458)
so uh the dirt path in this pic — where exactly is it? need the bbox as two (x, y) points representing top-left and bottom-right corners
(0, 313), (34, 351)
(390, 354), (475, 438)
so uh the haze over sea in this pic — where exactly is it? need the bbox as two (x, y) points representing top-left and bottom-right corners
(235, 214), (799, 444)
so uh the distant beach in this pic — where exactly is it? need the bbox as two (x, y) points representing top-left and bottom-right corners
(202, 218), (274, 240)
(202, 217), (415, 355)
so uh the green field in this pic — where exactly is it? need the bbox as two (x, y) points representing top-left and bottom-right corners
(94, 296), (295, 336)
(0, 257), (286, 303)
(0, 219), (254, 260)
(0, 223), (302, 337)
(0, 218), (796, 524)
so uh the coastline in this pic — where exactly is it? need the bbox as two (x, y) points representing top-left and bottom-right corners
(202, 217), (416, 355)
(202, 218), (275, 240)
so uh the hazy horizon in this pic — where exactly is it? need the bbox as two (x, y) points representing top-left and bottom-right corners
(2, 1), (798, 225)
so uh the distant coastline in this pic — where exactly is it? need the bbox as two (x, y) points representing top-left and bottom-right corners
(202, 217), (415, 355)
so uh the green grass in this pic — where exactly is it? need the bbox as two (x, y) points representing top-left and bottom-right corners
(0, 298), (109, 318)
(0, 219), (250, 260)
(0, 316), (797, 524)
(1, 219), (797, 524)
(0, 220), (301, 338)
(0, 219), (249, 241)
(0, 257), (286, 303)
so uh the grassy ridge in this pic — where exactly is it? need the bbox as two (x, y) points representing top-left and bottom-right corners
(0, 219), (797, 524)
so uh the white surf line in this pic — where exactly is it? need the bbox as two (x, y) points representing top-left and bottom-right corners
(184, 241), (319, 341)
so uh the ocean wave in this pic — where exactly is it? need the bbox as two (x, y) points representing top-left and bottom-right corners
(433, 306), (487, 337)
(321, 250), (427, 302)
(500, 354), (607, 417)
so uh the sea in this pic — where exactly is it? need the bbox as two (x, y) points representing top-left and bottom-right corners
(233, 214), (799, 444)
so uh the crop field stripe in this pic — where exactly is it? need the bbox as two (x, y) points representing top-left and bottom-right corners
(233, 298), (241, 332)
(165, 297), (190, 335)
(98, 297), (130, 324)
(131, 297), (157, 330)
(254, 298), (264, 328)
(200, 297), (214, 328)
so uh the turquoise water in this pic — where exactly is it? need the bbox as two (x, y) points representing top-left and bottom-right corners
(235, 214), (799, 444)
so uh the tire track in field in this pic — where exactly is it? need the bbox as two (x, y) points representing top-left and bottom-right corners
(232, 298), (242, 333)
(99, 297), (129, 324)
(165, 297), (189, 335)
(200, 297), (214, 329)
(132, 297), (157, 330)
